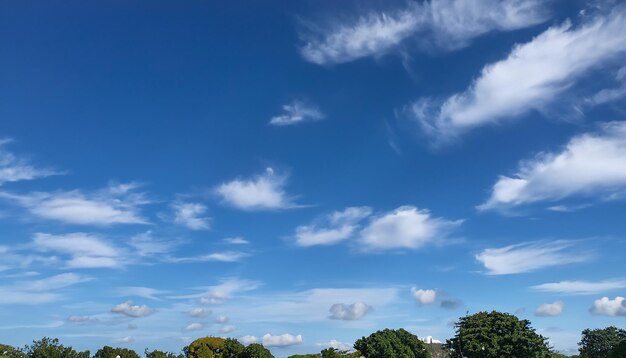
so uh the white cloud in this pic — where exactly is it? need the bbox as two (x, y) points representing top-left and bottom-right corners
(223, 237), (249, 245)
(165, 251), (248, 264)
(411, 288), (437, 305)
(189, 308), (211, 318)
(480, 121), (626, 210)
(240, 335), (258, 345)
(215, 315), (229, 324)
(531, 279), (626, 295)
(180, 279), (261, 304)
(358, 206), (461, 251)
(414, 4), (626, 140)
(269, 101), (325, 126)
(317, 339), (353, 352)
(67, 315), (97, 323)
(184, 323), (203, 332)
(262, 333), (303, 347)
(173, 202), (211, 230)
(33, 232), (121, 269)
(220, 325), (236, 334)
(588, 65), (626, 105)
(475, 240), (590, 275)
(0, 273), (90, 305)
(129, 231), (176, 257)
(111, 301), (155, 318)
(300, 0), (548, 65)
(215, 168), (296, 210)
(421, 336), (442, 344)
(590, 296), (626, 316)
(117, 287), (167, 301)
(328, 302), (372, 320)
(535, 301), (564, 316)
(0, 183), (149, 225)
(116, 336), (135, 344)
(24, 273), (91, 291)
(294, 206), (372, 247)
(0, 139), (61, 185)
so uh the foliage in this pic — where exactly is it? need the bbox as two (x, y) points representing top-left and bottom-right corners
(94, 346), (140, 358)
(145, 348), (185, 358)
(578, 326), (626, 358)
(445, 311), (551, 358)
(287, 355), (319, 358)
(354, 328), (429, 358)
(0, 344), (26, 358)
(241, 343), (274, 358)
(22, 337), (89, 358)
(609, 340), (626, 358)
(319, 348), (361, 358)
(185, 337), (245, 358)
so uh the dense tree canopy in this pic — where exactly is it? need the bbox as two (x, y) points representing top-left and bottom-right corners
(354, 328), (428, 358)
(0, 344), (26, 358)
(185, 337), (245, 358)
(241, 343), (274, 358)
(445, 311), (551, 358)
(93, 346), (140, 358)
(22, 337), (89, 358)
(578, 326), (626, 358)
(145, 349), (184, 358)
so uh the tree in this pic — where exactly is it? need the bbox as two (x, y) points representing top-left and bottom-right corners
(185, 337), (244, 358)
(0, 344), (26, 358)
(578, 326), (626, 358)
(609, 340), (626, 358)
(23, 337), (89, 358)
(446, 311), (551, 358)
(241, 343), (274, 358)
(145, 348), (184, 358)
(223, 338), (245, 358)
(354, 328), (429, 358)
(94, 346), (140, 358)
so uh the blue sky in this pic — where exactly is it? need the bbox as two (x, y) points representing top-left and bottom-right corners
(1, 0), (626, 356)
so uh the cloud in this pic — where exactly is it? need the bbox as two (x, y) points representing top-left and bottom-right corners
(317, 339), (353, 352)
(411, 288), (437, 305)
(116, 287), (167, 301)
(220, 325), (236, 334)
(414, 4), (626, 141)
(223, 237), (249, 245)
(479, 121), (626, 211)
(215, 315), (229, 324)
(475, 240), (590, 275)
(328, 302), (372, 320)
(111, 301), (155, 318)
(294, 206), (372, 247)
(173, 202), (211, 230)
(0, 273), (90, 305)
(269, 101), (325, 126)
(590, 296), (626, 316)
(67, 315), (97, 323)
(33, 232), (121, 269)
(300, 0), (548, 65)
(535, 301), (564, 316)
(24, 272), (91, 291)
(0, 183), (149, 225)
(0, 139), (61, 185)
(440, 299), (463, 310)
(183, 279), (261, 304)
(215, 168), (296, 210)
(240, 335), (258, 345)
(262, 333), (303, 347)
(531, 279), (626, 295)
(165, 251), (249, 264)
(129, 231), (177, 257)
(421, 336), (442, 344)
(588, 65), (626, 105)
(184, 323), (203, 332)
(116, 336), (135, 344)
(358, 206), (461, 251)
(189, 308), (211, 318)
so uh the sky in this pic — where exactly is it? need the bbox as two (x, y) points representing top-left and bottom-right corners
(1, 0), (626, 356)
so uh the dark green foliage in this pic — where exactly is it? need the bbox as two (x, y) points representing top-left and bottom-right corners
(94, 346), (140, 358)
(241, 343), (274, 358)
(224, 339), (245, 358)
(185, 337), (245, 358)
(354, 328), (429, 358)
(0, 344), (26, 358)
(145, 348), (185, 358)
(609, 340), (626, 358)
(287, 355), (320, 358)
(319, 348), (361, 358)
(445, 311), (551, 358)
(22, 337), (89, 358)
(578, 326), (626, 358)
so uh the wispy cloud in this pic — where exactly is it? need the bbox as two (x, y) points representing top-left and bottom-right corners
(479, 121), (626, 211)
(0, 273), (90, 304)
(164, 251), (249, 264)
(475, 240), (591, 275)
(33, 232), (121, 269)
(215, 168), (297, 210)
(116, 287), (168, 301)
(0, 138), (62, 185)
(293, 206), (372, 247)
(269, 101), (325, 126)
(531, 279), (626, 295)
(413, 4), (626, 141)
(0, 182), (150, 225)
(300, 0), (548, 65)
(169, 278), (261, 304)
(172, 202), (211, 230)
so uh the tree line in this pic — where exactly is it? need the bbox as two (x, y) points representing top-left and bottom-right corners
(1, 311), (625, 357)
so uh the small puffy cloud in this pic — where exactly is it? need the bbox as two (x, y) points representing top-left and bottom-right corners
(535, 301), (564, 316)
(0, 183), (149, 225)
(111, 301), (155, 318)
(294, 206), (372, 247)
(240, 336), (258, 345)
(215, 168), (296, 210)
(173, 202), (211, 230)
(220, 325), (236, 334)
(480, 122), (626, 211)
(328, 302), (372, 320)
(269, 101), (325, 126)
(215, 315), (229, 324)
(590, 296), (626, 316)
(531, 279), (626, 295)
(184, 323), (203, 332)
(412, 288), (437, 305)
(359, 206), (461, 251)
(262, 333), (303, 347)
(475, 240), (590, 275)
(0, 139), (61, 185)
(33, 232), (121, 269)
(421, 336), (442, 344)
(116, 336), (135, 344)
(189, 308), (211, 318)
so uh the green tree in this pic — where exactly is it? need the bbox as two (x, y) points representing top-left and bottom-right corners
(0, 344), (26, 358)
(609, 340), (626, 358)
(354, 328), (429, 358)
(94, 346), (140, 358)
(223, 338), (244, 358)
(446, 311), (551, 358)
(578, 326), (626, 358)
(185, 337), (244, 358)
(241, 343), (274, 358)
(23, 337), (89, 358)
(145, 348), (184, 358)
